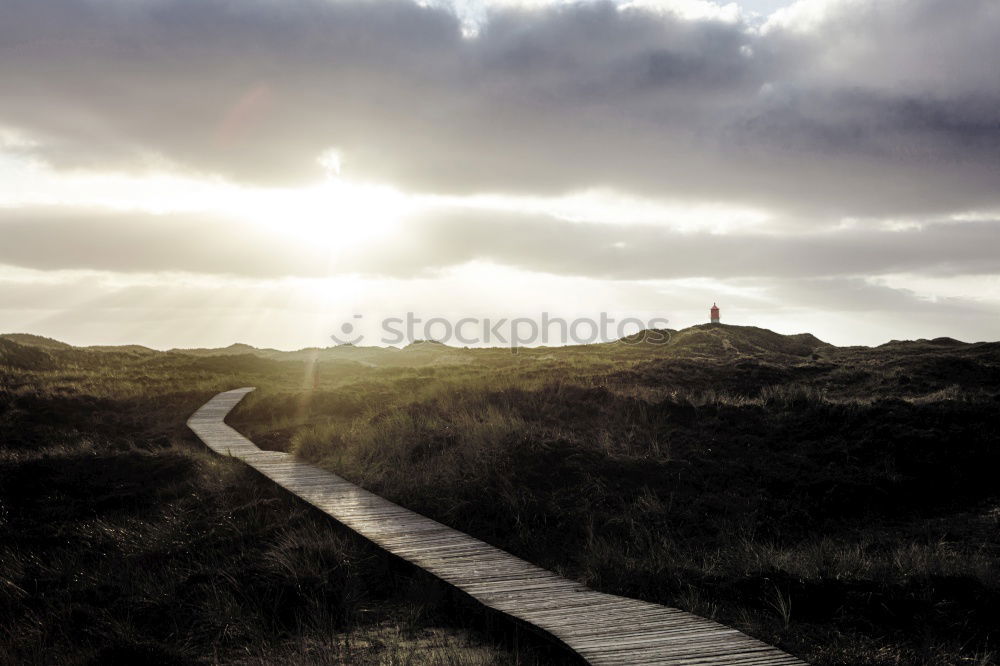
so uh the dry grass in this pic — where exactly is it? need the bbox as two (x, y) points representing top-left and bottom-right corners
(5, 325), (1000, 665)
(229, 330), (1000, 666)
(0, 353), (563, 665)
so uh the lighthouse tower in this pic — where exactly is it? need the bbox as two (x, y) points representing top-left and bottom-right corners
(710, 303), (720, 324)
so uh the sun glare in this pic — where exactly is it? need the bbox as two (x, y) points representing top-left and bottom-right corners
(232, 178), (413, 252)
(0, 152), (414, 254)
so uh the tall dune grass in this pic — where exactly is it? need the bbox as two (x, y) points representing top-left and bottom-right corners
(231, 335), (1000, 666)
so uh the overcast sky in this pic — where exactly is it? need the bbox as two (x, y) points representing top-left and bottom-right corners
(2, 0), (999, 349)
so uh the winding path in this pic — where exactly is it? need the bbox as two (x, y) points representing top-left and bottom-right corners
(189, 387), (805, 665)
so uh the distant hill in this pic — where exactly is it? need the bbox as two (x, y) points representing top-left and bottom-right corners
(616, 328), (677, 346)
(0, 333), (73, 350)
(402, 339), (448, 350)
(169, 343), (278, 357)
(167, 339), (470, 368)
(3, 325), (832, 365)
(84, 344), (158, 354)
(0, 338), (56, 370)
(663, 324), (829, 358)
(6, 326), (995, 381)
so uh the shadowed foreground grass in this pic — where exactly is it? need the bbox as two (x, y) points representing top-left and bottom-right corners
(0, 356), (564, 665)
(4, 326), (999, 664)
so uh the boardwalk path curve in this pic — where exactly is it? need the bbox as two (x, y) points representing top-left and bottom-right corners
(189, 388), (805, 665)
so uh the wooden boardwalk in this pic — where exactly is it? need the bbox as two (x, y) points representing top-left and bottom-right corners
(189, 388), (805, 665)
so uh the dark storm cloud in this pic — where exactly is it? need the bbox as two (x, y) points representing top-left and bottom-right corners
(3, 206), (998, 281)
(1, 0), (998, 217)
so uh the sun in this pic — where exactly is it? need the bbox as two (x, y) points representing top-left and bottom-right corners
(234, 177), (413, 253)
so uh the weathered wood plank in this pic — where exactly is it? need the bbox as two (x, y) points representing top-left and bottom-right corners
(188, 388), (806, 665)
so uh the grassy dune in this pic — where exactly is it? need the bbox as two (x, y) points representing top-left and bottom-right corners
(0, 342), (561, 665)
(3, 326), (998, 664)
(227, 326), (1000, 665)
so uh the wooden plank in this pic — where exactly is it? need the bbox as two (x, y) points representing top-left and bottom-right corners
(189, 388), (806, 665)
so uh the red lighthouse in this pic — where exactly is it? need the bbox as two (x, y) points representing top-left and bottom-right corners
(710, 303), (720, 324)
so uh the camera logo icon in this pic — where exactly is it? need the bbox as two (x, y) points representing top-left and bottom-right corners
(330, 314), (364, 345)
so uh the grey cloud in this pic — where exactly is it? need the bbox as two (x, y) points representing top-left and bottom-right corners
(1, 0), (998, 217)
(0, 208), (333, 277)
(4, 205), (998, 281)
(345, 210), (1000, 280)
(760, 277), (995, 316)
